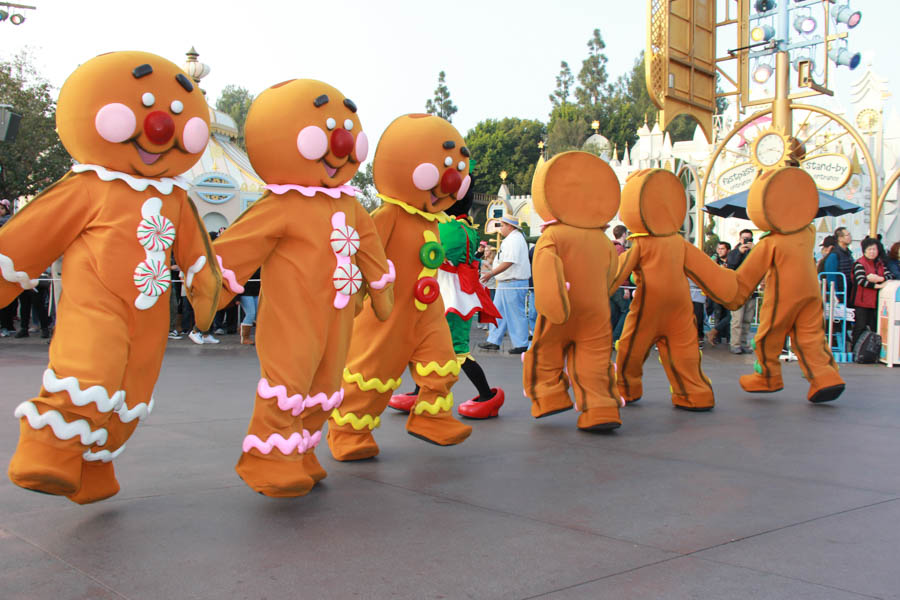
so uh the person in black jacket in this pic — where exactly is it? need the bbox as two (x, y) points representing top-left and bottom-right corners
(832, 227), (856, 304)
(726, 229), (756, 354)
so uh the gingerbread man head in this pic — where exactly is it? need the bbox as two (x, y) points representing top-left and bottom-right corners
(373, 114), (470, 214)
(56, 51), (210, 179)
(244, 79), (365, 187)
(747, 167), (817, 234)
(619, 168), (686, 236)
(531, 151), (620, 227)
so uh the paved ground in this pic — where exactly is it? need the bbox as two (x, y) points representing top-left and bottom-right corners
(0, 329), (898, 600)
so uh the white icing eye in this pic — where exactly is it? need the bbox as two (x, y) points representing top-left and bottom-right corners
(170, 100), (184, 114)
(326, 117), (336, 130)
(141, 92), (155, 107)
(444, 156), (453, 167)
(344, 118), (354, 131)
(457, 160), (467, 171)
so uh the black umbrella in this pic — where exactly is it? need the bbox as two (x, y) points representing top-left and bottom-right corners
(703, 189), (862, 219)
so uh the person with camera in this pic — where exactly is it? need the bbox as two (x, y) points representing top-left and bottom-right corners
(727, 229), (756, 354)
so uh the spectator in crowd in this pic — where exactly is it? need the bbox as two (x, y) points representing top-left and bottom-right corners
(689, 278), (706, 347)
(705, 241), (731, 345)
(239, 268), (261, 345)
(479, 215), (531, 354)
(14, 270), (51, 338)
(0, 199), (11, 227)
(851, 237), (894, 347)
(186, 232), (222, 345)
(526, 244), (537, 337)
(0, 200), (16, 337)
(477, 244), (496, 330)
(887, 242), (900, 279)
(609, 224), (631, 341)
(818, 235), (836, 273)
(727, 229), (756, 354)
(168, 261), (182, 339)
(832, 226), (855, 304)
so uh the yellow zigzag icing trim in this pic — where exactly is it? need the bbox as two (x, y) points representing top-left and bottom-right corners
(377, 194), (450, 223)
(342, 368), (401, 392)
(413, 393), (454, 415)
(330, 408), (381, 430)
(416, 230), (440, 312)
(415, 360), (461, 377)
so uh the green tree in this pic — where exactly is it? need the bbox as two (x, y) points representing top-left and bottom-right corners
(425, 71), (458, 122)
(546, 103), (589, 155)
(350, 163), (379, 211)
(0, 51), (71, 201)
(215, 84), (254, 150)
(464, 118), (546, 196)
(574, 29), (609, 113)
(549, 61), (574, 109)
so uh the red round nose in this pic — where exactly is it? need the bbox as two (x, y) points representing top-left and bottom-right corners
(331, 128), (354, 158)
(441, 168), (462, 194)
(144, 111), (175, 145)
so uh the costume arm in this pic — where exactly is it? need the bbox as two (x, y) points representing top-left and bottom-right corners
(211, 193), (284, 308)
(726, 239), (773, 309)
(0, 174), (91, 306)
(609, 243), (640, 295)
(353, 202), (394, 321)
(683, 241), (737, 307)
(173, 194), (222, 332)
(532, 232), (569, 324)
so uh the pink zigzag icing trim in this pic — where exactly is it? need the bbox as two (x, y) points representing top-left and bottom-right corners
(242, 430), (321, 455)
(216, 255), (244, 294)
(369, 259), (396, 290)
(257, 378), (344, 416)
(266, 184), (358, 198)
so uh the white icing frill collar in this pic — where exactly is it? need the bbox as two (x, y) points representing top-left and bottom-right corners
(72, 164), (190, 195)
(265, 184), (358, 199)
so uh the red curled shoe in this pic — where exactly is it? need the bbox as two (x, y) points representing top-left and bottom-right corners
(457, 388), (505, 419)
(388, 393), (417, 413)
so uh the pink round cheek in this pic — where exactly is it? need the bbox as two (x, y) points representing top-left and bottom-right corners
(94, 103), (136, 143)
(412, 163), (440, 191)
(354, 132), (369, 162)
(457, 175), (471, 199)
(297, 126), (328, 160)
(182, 118), (209, 154)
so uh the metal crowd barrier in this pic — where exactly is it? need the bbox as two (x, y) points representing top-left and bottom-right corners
(818, 271), (853, 363)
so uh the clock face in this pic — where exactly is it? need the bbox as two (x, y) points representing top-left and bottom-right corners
(856, 108), (881, 133)
(754, 132), (786, 167)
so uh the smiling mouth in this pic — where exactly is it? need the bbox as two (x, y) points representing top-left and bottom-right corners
(134, 142), (163, 165)
(324, 163), (338, 177)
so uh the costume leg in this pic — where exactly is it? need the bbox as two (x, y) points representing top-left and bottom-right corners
(790, 299), (845, 403)
(656, 329), (714, 410)
(406, 313), (471, 445)
(615, 294), (656, 403)
(570, 320), (620, 431)
(739, 298), (797, 393)
(523, 315), (573, 417)
(8, 295), (129, 496)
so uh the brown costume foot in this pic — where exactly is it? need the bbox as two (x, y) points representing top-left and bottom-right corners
(406, 411), (472, 446)
(530, 391), (574, 418)
(302, 450), (327, 483)
(235, 452), (315, 497)
(577, 406), (621, 431)
(739, 373), (784, 393)
(66, 461), (119, 505)
(327, 427), (380, 461)
(8, 426), (83, 496)
(672, 390), (715, 411)
(807, 372), (845, 404)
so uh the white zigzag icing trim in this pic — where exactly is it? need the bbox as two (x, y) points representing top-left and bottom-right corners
(72, 164), (189, 194)
(83, 445), (126, 462)
(116, 396), (154, 423)
(14, 401), (108, 446)
(42, 369), (126, 414)
(185, 256), (206, 289)
(0, 252), (39, 290)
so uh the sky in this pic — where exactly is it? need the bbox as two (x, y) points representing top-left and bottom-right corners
(2, 0), (898, 163)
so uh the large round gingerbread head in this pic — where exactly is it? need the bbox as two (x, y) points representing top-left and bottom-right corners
(56, 51), (210, 179)
(619, 168), (686, 236)
(531, 151), (620, 228)
(372, 114), (470, 214)
(747, 167), (817, 234)
(244, 79), (365, 187)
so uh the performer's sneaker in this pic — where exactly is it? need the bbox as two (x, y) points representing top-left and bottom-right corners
(388, 393), (418, 413)
(458, 388), (505, 419)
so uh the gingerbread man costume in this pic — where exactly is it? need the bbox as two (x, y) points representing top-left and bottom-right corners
(212, 79), (395, 497)
(1, 51), (220, 503)
(611, 169), (736, 411)
(327, 114), (473, 460)
(522, 152), (624, 430)
(727, 167), (845, 403)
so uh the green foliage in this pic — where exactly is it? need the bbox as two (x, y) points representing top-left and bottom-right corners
(702, 216), (720, 256)
(350, 163), (379, 212)
(425, 71), (457, 123)
(549, 61), (574, 110)
(464, 118), (546, 196)
(546, 103), (589, 155)
(574, 29), (609, 110)
(215, 84), (254, 150)
(0, 51), (71, 201)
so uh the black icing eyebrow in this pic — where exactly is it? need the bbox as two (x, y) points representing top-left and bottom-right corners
(175, 73), (194, 92)
(460, 146), (470, 157)
(314, 94), (329, 107)
(443, 141), (456, 149)
(132, 64), (153, 78)
(343, 98), (357, 113)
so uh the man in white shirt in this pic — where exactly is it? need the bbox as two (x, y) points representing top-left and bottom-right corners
(479, 215), (531, 354)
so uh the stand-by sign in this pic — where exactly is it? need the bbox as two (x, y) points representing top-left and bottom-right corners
(801, 153), (852, 191)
